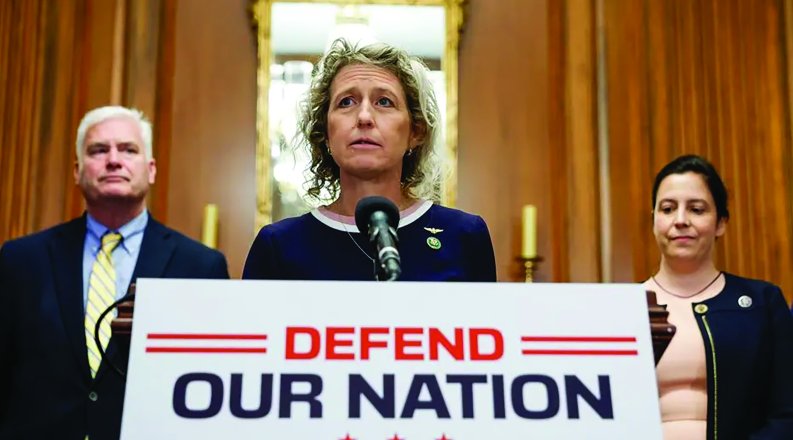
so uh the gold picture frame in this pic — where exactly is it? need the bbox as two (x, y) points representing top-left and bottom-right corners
(252, 0), (465, 229)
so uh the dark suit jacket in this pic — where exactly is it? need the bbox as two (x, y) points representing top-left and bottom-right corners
(691, 273), (793, 439)
(0, 216), (229, 440)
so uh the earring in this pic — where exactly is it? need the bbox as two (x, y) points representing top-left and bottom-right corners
(326, 143), (332, 157)
(406, 148), (415, 156)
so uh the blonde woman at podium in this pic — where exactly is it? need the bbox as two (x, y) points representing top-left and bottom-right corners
(644, 154), (793, 440)
(243, 40), (496, 281)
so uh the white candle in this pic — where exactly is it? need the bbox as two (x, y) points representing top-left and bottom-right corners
(522, 205), (537, 258)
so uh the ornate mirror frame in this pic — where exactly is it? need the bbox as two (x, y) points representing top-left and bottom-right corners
(252, 0), (465, 229)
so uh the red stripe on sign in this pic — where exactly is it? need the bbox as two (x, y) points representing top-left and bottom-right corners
(520, 336), (636, 343)
(522, 349), (638, 356)
(146, 347), (267, 354)
(147, 333), (268, 340)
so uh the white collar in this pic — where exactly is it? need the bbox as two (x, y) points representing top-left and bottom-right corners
(310, 199), (433, 233)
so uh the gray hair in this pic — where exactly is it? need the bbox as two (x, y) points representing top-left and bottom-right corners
(75, 106), (153, 168)
(297, 39), (443, 202)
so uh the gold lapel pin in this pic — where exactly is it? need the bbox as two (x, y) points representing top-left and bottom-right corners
(424, 227), (444, 234)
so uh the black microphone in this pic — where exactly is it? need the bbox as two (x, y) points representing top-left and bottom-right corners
(355, 196), (401, 281)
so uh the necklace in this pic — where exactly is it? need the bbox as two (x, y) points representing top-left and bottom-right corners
(651, 271), (723, 298)
(341, 222), (377, 278)
(320, 204), (376, 266)
(344, 226), (374, 263)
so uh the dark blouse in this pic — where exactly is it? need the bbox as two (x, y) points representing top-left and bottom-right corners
(242, 201), (496, 282)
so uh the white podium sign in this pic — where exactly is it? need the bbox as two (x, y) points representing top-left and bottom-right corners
(121, 279), (662, 439)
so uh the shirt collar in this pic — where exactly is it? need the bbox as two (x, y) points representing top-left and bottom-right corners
(86, 210), (149, 253)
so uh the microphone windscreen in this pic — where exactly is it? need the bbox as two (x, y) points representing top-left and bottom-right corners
(354, 196), (400, 233)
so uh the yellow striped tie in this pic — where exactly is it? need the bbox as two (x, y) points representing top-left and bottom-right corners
(85, 232), (122, 378)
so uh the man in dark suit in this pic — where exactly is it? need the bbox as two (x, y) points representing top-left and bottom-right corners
(0, 106), (229, 439)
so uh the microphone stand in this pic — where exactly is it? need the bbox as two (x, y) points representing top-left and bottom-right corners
(355, 196), (402, 282)
(93, 283), (136, 378)
(368, 214), (401, 281)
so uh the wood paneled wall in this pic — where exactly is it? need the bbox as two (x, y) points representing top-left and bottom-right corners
(459, 0), (793, 302)
(2, 0), (792, 298)
(602, 0), (793, 300)
(0, 0), (161, 239)
(0, 0), (257, 277)
(548, 0), (602, 282)
(165, 0), (256, 278)
(459, 0), (604, 283)
(458, 0), (554, 281)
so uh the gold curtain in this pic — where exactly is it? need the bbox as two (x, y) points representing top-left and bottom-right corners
(0, 0), (88, 244)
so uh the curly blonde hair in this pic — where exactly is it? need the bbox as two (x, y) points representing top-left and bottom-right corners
(297, 39), (443, 202)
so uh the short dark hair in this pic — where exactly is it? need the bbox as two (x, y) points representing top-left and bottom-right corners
(651, 154), (730, 221)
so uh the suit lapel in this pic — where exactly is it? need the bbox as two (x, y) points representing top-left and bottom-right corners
(131, 218), (175, 280)
(49, 216), (92, 381)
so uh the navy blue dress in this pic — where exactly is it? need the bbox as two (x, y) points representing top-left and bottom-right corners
(243, 201), (496, 281)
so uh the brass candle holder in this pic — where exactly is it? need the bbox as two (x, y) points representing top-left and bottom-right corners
(518, 256), (544, 283)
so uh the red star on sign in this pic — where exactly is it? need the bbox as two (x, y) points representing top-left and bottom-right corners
(387, 435), (403, 440)
(437, 435), (452, 440)
(340, 435), (355, 440)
